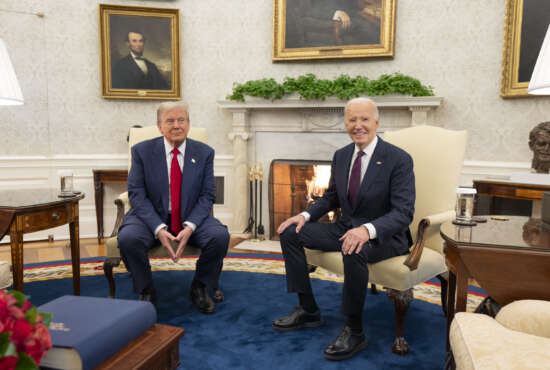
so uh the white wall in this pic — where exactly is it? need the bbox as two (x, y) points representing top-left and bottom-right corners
(1, 0), (549, 240)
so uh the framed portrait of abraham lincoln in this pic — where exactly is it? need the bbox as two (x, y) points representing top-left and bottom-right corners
(99, 4), (181, 100)
(272, 0), (396, 61)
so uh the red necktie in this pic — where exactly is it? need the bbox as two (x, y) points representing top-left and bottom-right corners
(348, 150), (365, 208)
(170, 148), (182, 234)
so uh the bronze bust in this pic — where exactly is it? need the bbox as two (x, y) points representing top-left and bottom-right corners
(529, 122), (550, 173)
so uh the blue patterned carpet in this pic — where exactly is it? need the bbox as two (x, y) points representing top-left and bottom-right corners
(21, 255), (483, 369)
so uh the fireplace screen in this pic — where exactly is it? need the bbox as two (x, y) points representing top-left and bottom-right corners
(268, 159), (335, 240)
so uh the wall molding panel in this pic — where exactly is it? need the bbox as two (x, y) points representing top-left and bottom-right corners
(0, 154), (234, 243)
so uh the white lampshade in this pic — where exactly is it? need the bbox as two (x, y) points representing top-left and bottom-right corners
(528, 24), (550, 95)
(0, 38), (24, 105)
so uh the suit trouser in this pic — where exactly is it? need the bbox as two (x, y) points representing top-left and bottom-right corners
(280, 222), (402, 316)
(118, 215), (229, 294)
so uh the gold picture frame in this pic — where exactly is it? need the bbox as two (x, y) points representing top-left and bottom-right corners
(501, 0), (550, 98)
(99, 4), (180, 100)
(272, 0), (396, 61)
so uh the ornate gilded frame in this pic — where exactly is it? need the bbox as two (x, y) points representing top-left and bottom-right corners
(272, 0), (396, 61)
(99, 4), (180, 100)
(501, 0), (549, 98)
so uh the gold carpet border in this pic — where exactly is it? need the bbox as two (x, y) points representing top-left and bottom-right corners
(23, 257), (484, 311)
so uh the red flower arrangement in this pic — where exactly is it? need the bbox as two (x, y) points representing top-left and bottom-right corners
(0, 290), (52, 370)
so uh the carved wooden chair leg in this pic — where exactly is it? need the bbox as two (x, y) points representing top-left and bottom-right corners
(437, 272), (449, 315)
(370, 283), (378, 294)
(387, 288), (413, 355)
(104, 257), (122, 298)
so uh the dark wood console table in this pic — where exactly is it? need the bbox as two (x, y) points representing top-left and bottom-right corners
(0, 189), (85, 293)
(441, 216), (550, 349)
(93, 169), (128, 243)
(473, 178), (550, 216)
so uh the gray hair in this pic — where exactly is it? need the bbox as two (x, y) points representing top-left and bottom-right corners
(157, 101), (189, 123)
(345, 97), (379, 120)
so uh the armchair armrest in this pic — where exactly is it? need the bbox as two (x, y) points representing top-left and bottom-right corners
(404, 210), (455, 271)
(109, 192), (129, 238)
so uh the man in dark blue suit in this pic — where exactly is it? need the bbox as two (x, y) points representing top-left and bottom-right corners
(118, 102), (229, 313)
(273, 98), (415, 360)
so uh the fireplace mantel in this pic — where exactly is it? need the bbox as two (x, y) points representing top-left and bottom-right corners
(218, 95), (444, 234)
(218, 95), (442, 110)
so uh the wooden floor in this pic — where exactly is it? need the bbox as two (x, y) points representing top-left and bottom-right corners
(0, 236), (247, 265)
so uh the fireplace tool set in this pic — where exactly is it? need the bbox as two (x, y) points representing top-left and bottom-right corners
(243, 163), (265, 241)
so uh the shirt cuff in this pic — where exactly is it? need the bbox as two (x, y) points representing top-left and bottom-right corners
(299, 212), (311, 222)
(363, 223), (377, 239)
(154, 223), (167, 238)
(184, 221), (196, 232)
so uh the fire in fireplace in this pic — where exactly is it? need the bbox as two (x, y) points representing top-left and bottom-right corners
(269, 160), (333, 240)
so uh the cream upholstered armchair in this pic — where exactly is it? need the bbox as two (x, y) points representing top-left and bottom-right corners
(449, 300), (550, 370)
(305, 125), (467, 354)
(103, 125), (206, 298)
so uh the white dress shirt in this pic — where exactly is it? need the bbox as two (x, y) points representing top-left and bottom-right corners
(131, 51), (148, 75)
(301, 136), (378, 239)
(154, 138), (196, 237)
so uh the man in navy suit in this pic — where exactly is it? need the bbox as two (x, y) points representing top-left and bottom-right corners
(273, 98), (415, 360)
(111, 30), (169, 90)
(118, 102), (229, 313)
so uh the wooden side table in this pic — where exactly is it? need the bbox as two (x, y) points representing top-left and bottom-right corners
(97, 324), (184, 370)
(0, 189), (85, 294)
(93, 169), (128, 243)
(440, 216), (550, 350)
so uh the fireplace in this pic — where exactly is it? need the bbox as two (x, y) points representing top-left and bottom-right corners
(269, 160), (334, 240)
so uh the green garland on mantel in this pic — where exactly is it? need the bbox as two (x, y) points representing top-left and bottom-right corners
(226, 73), (434, 102)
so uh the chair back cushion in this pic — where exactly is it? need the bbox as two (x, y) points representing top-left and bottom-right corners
(383, 126), (467, 252)
(128, 125), (208, 169)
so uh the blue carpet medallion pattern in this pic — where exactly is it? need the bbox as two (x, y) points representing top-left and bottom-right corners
(21, 255), (484, 369)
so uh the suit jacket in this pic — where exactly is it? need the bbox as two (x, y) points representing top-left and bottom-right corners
(306, 137), (415, 255)
(121, 137), (215, 235)
(112, 54), (169, 90)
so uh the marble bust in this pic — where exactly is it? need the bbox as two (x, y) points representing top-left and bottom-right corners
(529, 121), (550, 174)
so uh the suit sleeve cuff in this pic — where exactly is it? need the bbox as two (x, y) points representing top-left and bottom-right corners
(363, 223), (377, 239)
(299, 212), (311, 222)
(184, 221), (197, 232)
(154, 223), (167, 238)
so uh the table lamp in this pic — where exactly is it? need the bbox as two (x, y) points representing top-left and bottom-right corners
(0, 38), (24, 105)
(528, 24), (550, 95)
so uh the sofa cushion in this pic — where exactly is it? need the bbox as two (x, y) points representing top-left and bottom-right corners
(451, 312), (550, 370)
(496, 300), (550, 339)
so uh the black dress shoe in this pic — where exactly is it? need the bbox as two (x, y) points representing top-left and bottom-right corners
(324, 326), (368, 361)
(213, 289), (224, 303)
(272, 306), (322, 332)
(190, 285), (215, 314)
(139, 287), (157, 307)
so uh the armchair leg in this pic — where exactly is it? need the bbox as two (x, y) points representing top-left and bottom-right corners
(437, 272), (449, 316)
(104, 257), (121, 298)
(386, 288), (413, 355)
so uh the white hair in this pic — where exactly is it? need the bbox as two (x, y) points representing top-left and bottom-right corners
(345, 97), (379, 120)
(157, 101), (189, 123)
